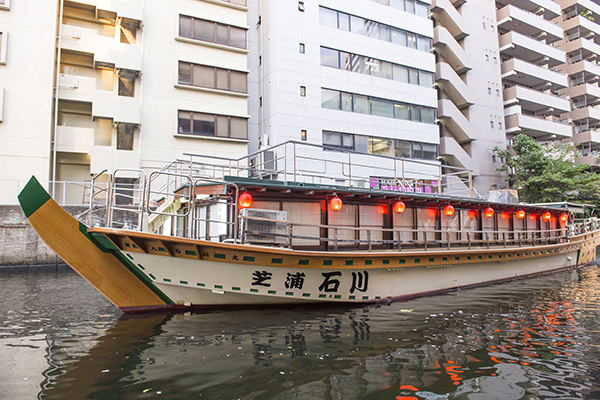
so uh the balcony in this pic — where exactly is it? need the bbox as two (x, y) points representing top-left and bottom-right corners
(504, 112), (572, 139)
(503, 85), (570, 116)
(91, 146), (139, 176)
(57, 74), (95, 103)
(497, 5), (562, 44)
(565, 59), (600, 79)
(573, 129), (600, 145)
(570, 105), (600, 123)
(437, 98), (475, 143)
(440, 136), (479, 175)
(567, 83), (600, 104)
(60, 24), (142, 72)
(70, 0), (143, 21)
(433, 26), (472, 74)
(497, 0), (560, 20)
(501, 58), (567, 91)
(562, 0), (600, 19)
(575, 154), (599, 166)
(563, 38), (600, 61)
(56, 126), (94, 153)
(430, 0), (469, 40)
(435, 62), (474, 108)
(562, 15), (599, 38)
(92, 90), (140, 124)
(499, 31), (565, 67)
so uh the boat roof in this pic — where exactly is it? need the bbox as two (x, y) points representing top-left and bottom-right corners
(220, 176), (565, 212)
(529, 202), (595, 214)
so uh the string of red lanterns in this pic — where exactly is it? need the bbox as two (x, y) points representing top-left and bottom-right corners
(244, 193), (571, 225)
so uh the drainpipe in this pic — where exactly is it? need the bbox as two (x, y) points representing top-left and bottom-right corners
(51, 0), (65, 198)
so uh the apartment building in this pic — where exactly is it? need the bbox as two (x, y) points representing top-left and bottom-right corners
(432, 0), (508, 194)
(559, 0), (600, 169)
(0, 0), (250, 204)
(247, 0), (444, 192)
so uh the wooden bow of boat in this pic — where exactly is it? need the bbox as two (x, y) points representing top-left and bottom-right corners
(17, 176), (175, 312)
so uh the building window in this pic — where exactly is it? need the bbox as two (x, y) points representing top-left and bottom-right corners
(118, 70), (136, 97)
(179, 15), (247, 49)
(0, 32), (7, 65)
(498, 122), (502, 130)
(178, 61), (247, 93)
(177, 110), (248, 139)
(300, 86), (306, 96)
(298, 1), (305, 11)
(259, 96), (262, 107)
(319, 6), (432, 53)
(0, 0), (9, 10)
(321, 88), (436, 124)
(493, 57), (497, 64)
(117, 123), (135, 150)
(259, 55), (262, 65)
(487, 87), (491, 95)
(371, 0), (430, 19)
(490, 120), (494, 128)
(320, 46), (434, 88)
(485, 54), (489, 62)
(301, 129), (307, 141)
(496, 89), (500, 97)
(299, 43), (305, 53)
(323, 131), (355, 150)
(483, 21), (486, 29)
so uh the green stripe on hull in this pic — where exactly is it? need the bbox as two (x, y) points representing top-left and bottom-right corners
(17, 177), (52, 218)
(77, 223), (174, 306)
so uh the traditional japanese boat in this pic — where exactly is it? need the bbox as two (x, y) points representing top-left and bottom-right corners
(17, 141), (600, 313)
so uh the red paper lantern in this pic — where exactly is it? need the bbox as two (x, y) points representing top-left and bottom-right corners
(330, 196), (343, 212)
(529, 213), (537, 221)
(560, 213), (569, 223)
(516, 210), (525, 219)
(427, 207), (437, 217)
(501, 211), (510, 220)
(484, 207), (494, 218)
(393, 201), (406, 214)
(377, 204), (388, 214)
(467, 209), (477, 219)
(443, 205), (455, 216)
(238, 192), (253, 209)
(542, 212), (552, 222)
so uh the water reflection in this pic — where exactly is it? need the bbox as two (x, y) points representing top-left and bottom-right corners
(2, 265), (600, 399)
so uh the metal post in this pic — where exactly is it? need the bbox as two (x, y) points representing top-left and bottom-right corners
(288, 224), (293, 249)
(348, 152), (352, 186)
(397, 231), (402, 251)
(486, 232), (490, 249)
(503, 232), (506, 248)
(468, 232), (471, 250)
(424, 231), (428, 251)
(368, 230), (372, 252)
(447, 231), (450, 249)
(334, 228), (338, 252)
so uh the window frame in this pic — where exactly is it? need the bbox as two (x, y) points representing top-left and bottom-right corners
(177, 110), (248, 140)
(178, 61), (248, 93)
(178, 15), (247, 49)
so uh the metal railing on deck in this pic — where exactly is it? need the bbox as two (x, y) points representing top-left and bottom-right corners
(183, 141), (481, 198)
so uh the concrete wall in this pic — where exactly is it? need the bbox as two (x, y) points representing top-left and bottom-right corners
(0, 205), (138, 266)
(0, 206), (85, 266)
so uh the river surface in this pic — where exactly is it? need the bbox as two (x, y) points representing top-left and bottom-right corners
(2, 263), (600, 400)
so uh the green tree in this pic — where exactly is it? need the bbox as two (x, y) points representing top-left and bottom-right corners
(493, 134), (600, 204)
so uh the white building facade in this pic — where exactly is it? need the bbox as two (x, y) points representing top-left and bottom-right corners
(247, 0), (445, 192)
(0, 0), (250, 204)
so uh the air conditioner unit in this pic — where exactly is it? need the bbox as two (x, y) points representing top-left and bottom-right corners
(241, 208), (287, 244)
(258, 150), (275, 172)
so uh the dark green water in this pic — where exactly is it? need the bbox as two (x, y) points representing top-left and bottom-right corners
(2, 264), (600, 399)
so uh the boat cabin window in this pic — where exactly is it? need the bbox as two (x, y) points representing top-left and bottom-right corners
(358, 205), (384, 243)
(328, 204), (357, 246)
(282, 202), (321, 247)
(416, 207), (436, 241)
(393, 206), (413, 242)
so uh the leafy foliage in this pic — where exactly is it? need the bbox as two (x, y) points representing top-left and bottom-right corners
(493, 134), (600, 204)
